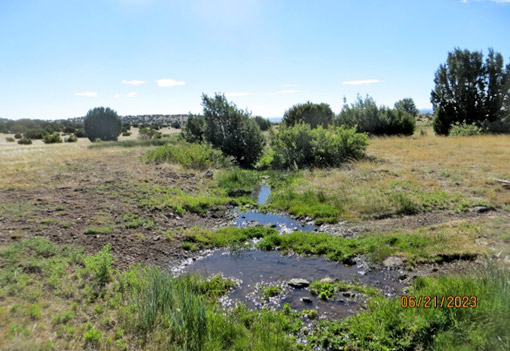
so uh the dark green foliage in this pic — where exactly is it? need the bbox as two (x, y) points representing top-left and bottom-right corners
(253, 116), (272, 131)
(394, 98), (419, 117)
(62, 125), (76, 134)
(337, 95), (416, 135)
(14, 133), (22, 139)
(378, 107), (416, 136)
(202, 93), (265, 167)
(24, 128), (47, 139)
(65, 134), (78, 143)
(171, 121), (182, 129)
(282, 102), (334, 128)
(431, 48), (510, 135)
(0, 120), (8, 133)
(17, 138), (32, 145)
(43, 133), (62, 144)
(84, 107), (122, 142)
(270, 124), (368, 169)
(75, 128), (87, 138)
(182, 114), (206, 143)
(5, 137), (15, 142)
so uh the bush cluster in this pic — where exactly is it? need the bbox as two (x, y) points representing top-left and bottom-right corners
(271, 124), (368, 169)
(449, 121), (486, 136)
(24, 128), (47, 139)
(182, 94), (265, 167)
(282, 102), (334, 128)
(253, 116), (272, 131)
(43, 133), (62, 144)
(17, 138), (32, 145)
(337, 95), (415, 136)
(65, 134), (78, 143)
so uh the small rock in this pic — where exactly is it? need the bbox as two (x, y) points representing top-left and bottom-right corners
(203, 170), (214, 178)
(470, 206), (491, 213)
(301, 297), (313, 303)
(320, 277), (334, 284)
(342, 292), (353, 298)
(398, 273), (407, 280)
(288, 278), (310, 288)
(383, 256), (403, 268)
(262, 175), (270, 180)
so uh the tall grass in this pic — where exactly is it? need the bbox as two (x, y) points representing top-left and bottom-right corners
(146, 143), (228, 170)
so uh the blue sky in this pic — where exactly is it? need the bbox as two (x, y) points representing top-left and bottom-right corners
(1, 0), (509, 120)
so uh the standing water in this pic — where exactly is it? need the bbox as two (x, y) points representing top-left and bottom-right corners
(177, 183), (404, 319)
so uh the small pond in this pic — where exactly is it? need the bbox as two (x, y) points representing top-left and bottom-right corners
(175, 183), (403, 319)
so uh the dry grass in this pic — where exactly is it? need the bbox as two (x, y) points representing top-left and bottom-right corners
(286, 132), (510, 219)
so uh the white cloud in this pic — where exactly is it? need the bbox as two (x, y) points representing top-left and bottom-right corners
(75, 91), (97, 97)
(122, 80), (147, 86)
(157, 78), (186, 87)
(114, 93), (121, 99)
(225, 92), (253, 97)
(126, 92), (137, 98)
(282, 84), (300, 88)
(341, 79), (383, 86)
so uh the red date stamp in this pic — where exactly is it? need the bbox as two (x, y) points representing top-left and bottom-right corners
(400, 296), (477, 308)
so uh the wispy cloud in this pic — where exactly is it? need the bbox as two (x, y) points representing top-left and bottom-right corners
(126, 92), (137, 98)
(122, 80), (147, 86)
(278, 89), (299, 94)
(114, 93), (121, 99)
(341, 79), (383, 86)
(157, 78), (186, 87)
(75, 91), (97, 97)
(225, 92), (253, 97)
(282, 84), (300, 88)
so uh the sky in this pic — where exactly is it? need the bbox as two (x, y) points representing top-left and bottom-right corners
(1, 0), (509, 120)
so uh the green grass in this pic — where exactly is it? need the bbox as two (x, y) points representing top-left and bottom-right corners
(146, 142), (229, 170)
(136, 184), (234, 214)
(88, 137), (177, 149)
(83, 226), (114, 235)
(307, 266), (510, 351)
(181, 226), (278, 249)
(0, 238), (507, 350)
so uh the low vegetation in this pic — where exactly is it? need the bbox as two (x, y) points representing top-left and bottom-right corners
(146, 143), (228, 170)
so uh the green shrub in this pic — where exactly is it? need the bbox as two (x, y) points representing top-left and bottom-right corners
(121, 131), (131, 136)
(271, 124), (368, 169)
(65, 134), (78, 143)
(337, 95), (416, 136)
(253, 116), (272, 131)
(43, 133), (62, 144)
(84, 107), (122, 142)
(75, 129), (87, 138)
(449, 121), (486, 136)
(146, 143), (228, 170)
(14, 133), (22, 139)
(202, 93), (265, 167)
(138, 127), (162, 140)
(5, 137), (15, 142)
(17, 138), (32, 145)
(182, 113), (205, 143)
(24, 128), (47, 139)
(283, 102), (334, 128)
(84, 326), (102, 347)
(84, 244), (113, 286)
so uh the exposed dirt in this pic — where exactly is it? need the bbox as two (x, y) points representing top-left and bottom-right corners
(1, 149), (507, 275)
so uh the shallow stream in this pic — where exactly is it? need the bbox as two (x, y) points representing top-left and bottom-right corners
(177, 183), (404, 319)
